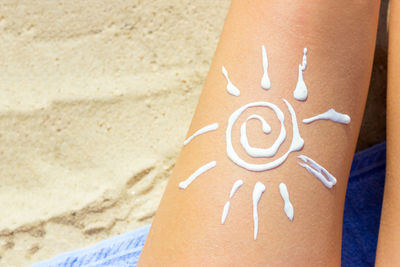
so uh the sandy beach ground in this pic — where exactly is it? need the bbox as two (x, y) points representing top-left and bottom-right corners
(0, 0), (386, 266)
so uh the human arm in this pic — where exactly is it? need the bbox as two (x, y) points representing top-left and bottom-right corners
(139, 1), (380, 266)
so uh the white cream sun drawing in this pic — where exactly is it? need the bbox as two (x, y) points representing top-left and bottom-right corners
(179, 45), (351, 240)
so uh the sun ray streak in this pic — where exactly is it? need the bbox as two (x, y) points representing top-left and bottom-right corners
(178, 161), (216, 189)
(252, 182), (266, 240)
(283, 99), (304, 152)
(261, 45), (271, 90)
(297, 155), (337, 188)
(183, 123), (219, 146)
(229, 179), (244, 198)
(221, 202), (230, 224)
(293, 48), (308, 101)
(222, 66), (240, 96)
(221, 179), (244, 224)
(302, 108), (351, 124)
(279, 183), (294, 221)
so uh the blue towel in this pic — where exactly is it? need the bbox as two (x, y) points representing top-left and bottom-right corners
(32, 142), (386, 267)
(342, 142), (386, 266)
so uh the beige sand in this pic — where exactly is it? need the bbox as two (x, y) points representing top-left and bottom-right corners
(0, 1), (230, 266)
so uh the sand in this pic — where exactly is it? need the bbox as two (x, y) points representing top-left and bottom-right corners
(0, 1), (230, 266)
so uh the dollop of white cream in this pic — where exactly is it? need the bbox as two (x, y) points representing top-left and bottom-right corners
(183, 123), (219, 146)
(279, 183), (294, 221)
(303, 108), (351, 124)
(261, 45), (271, 90)
(253, 182), (266, 240)
(293, 65), (308, 101)
(179, 161), (216, 189)
(222, 66), (240, 96)
(297, 155), (337, 188)
(293, 48), (308, 101)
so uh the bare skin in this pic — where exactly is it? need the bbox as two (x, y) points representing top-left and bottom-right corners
(375, 1), (400, 265)
(138, 1), (380, 266)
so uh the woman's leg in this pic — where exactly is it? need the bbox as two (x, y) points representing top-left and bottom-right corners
(376, 1), (400, 265)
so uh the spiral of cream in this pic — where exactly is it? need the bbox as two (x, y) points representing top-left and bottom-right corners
(226, 99), (304, 172)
